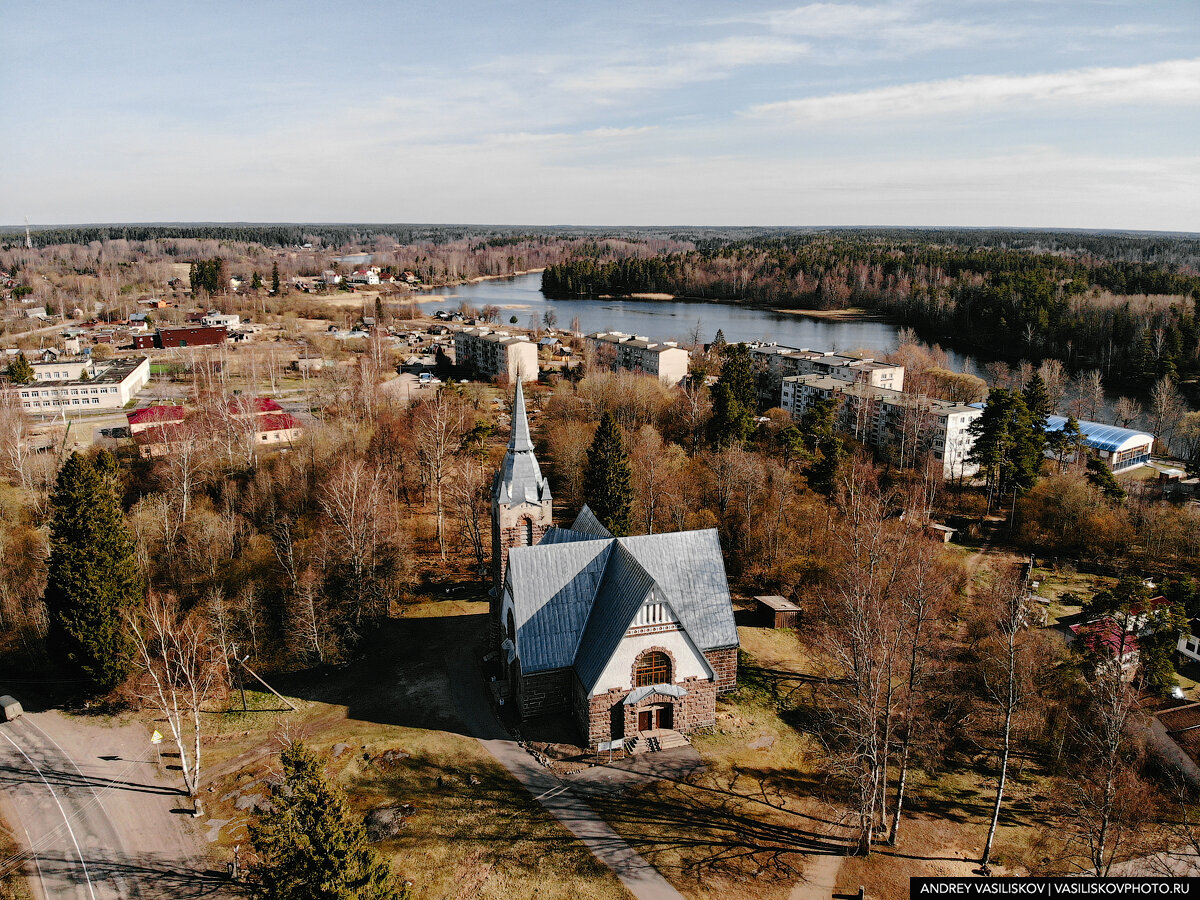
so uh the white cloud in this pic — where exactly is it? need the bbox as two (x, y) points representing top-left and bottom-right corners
(557, 35), (811, 99)
(718, 2), (1011, 54)
(746, 58), (1200, 123)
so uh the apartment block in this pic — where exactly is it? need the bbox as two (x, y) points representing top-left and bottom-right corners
(454, 327), (538, 381)
(585, 332), (691, 386)
(14, 357), (151, 413)
(750, 343), (904, 407)
(781, 374), (981, 479)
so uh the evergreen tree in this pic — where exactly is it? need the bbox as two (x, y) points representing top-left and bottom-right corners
(582, 410), (634, 536)
(1045, 415), (1084, 471)
(250, 742), (401, 900)
(250, 271), (264, 291)
(1022, 373), (1052, 428)
(798, 397), (845, 496)
(45, 451), (143, 691)
(706, 343), (756, 448)
(271, 261), (281, 295)
(6, 352), (34, 384)
(712, 329), (727, 349)
(967, 389), (1042, 510)
(1085, 457), (1126, 503)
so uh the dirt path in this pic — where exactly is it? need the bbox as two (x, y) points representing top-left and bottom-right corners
(446, 646), (683, 900)
(0, 711), (232, 899)
(788, 853), (843, 900)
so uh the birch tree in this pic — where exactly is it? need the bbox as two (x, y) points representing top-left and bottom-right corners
(129, 592), (227, 815)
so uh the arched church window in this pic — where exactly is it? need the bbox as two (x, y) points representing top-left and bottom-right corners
(634, 651), (671, 687)
(520, 517), (533, 545)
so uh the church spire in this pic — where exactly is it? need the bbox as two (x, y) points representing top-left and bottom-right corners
(509, 376), (534, 453)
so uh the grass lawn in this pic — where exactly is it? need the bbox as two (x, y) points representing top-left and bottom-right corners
(198, 601), (632, 900)
(0, 817), (32, 900)
(1030, 566), (1113, 625)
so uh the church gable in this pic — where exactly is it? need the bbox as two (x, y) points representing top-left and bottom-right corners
(588, 626), (714, 696)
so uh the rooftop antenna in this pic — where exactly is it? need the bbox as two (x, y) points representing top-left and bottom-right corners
(24, 218), (32, 250)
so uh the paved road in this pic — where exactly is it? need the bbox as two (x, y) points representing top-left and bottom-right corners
(446, 647), (685, 900)
(0, 711), (230, 899)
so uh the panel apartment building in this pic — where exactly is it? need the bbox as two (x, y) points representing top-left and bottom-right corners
(13, 357), (151, 413)
(750, 343), (905, 407)
(585, 332), (691, 386)
(454, 327), (538, 381)
(781, 374), (981, 479)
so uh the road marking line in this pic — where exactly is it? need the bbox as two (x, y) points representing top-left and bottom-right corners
(23, 718), (111, 816)
(0, 727), (98, 900)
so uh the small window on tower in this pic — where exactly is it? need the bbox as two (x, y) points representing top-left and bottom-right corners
(522, 517), (533, 545)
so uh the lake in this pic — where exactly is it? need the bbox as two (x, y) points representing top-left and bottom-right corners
(418, 273), (974, 370)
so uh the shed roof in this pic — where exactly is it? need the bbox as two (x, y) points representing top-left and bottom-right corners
(756, 595), (801, 612)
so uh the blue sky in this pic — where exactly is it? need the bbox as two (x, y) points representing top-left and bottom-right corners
(2, 0), (1198, 229)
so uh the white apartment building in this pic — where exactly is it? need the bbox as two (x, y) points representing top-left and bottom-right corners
(751, 343), (904, 406)
(586, 332), (691, 386)
(454, 327), (538, 381)
(14, 357), (151, 413)
(781, 374), (981, 479)
(201, 312), (240, 328)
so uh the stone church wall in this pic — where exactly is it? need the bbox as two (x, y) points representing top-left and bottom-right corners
(704, 647), (739, 694)
(518, 668), (573, 718)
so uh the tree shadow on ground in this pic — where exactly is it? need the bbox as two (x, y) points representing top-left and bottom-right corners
(271, 611), (487, 737)
(20, 850), (239, 899)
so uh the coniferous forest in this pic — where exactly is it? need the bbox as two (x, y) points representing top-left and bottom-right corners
(543, 232), (1200, 391)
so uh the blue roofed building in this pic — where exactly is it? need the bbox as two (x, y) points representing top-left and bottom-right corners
(490, 380), (739, 750)
(1045, 416), (1154, 472)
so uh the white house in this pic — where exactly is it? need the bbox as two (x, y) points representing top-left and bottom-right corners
(201, 312), (241, 328)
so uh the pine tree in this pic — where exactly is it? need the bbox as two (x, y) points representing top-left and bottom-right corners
(251, 271), (264, 291)
(45, 451), (144, 691)
(1085, 457), (1126, 503)
(6, 352), (34, 384)
(250, 742), (401, 900)
(967, 389), (1042, 511)
(582, 410), (634, 536)
(271, 261), (281, 295)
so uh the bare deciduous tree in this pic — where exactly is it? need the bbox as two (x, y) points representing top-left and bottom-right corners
(129, 592), (228, 816)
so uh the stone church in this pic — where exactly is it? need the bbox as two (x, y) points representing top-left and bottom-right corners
(491, 380), (738, 749)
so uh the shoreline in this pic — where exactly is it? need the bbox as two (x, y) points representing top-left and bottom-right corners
(415, 268), (546, 293)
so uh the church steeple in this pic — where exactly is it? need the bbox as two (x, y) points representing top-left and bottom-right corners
(494, 377), (551, 507)
(492, 377), (554, 602)
(508, 376), (535, 453)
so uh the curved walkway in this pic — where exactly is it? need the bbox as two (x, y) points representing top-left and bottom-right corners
(447, 648), (685, 900)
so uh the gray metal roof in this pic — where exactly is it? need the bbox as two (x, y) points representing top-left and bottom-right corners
(571, 505), (613, 538)
(625, 684), (688, 705)
(508, 525), (738, 686)
(493, 379), (551, 506)
(507, 538), (613, 672)
(620, 530), (739, 652)
(573, 542), (658, 691)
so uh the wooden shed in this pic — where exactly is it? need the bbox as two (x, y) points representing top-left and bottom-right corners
(756, 596), (801, 629)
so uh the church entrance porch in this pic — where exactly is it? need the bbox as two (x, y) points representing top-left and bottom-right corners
(636, 704), (673, 732)
(625, 728), (690, 755)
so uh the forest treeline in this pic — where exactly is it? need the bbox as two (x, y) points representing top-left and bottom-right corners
(542, 235), (1200, 391)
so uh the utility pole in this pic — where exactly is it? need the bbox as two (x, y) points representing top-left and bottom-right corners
(231, 643), (248, 712)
